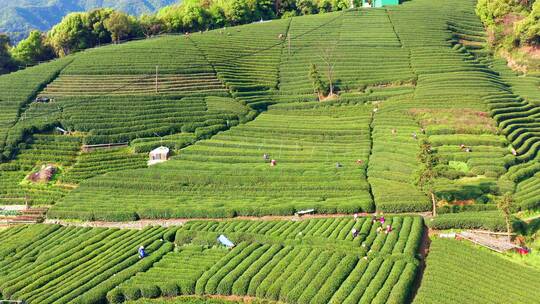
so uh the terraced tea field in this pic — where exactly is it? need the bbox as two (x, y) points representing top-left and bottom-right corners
(49, 105), (375, 220)
(0, 0), (535, 225)
(414, 238), (540, 304)
(0, 1), (539, 227)
(0, 0), (540, 302)
(0, 216), (423, 304)
(43, 0), (536, 223)
(0, 224), (175, 304)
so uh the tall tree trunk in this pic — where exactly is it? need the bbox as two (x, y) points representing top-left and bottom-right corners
(275, 0), (282, 14)
(431, 192), (436, 216)
(327, 67), (333, 96)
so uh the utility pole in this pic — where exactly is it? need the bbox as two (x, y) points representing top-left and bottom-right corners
(154, 133), (163, 145)
(155, 65), (159, 94)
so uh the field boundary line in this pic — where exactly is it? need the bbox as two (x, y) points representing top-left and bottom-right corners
(44, 212), (432, 229)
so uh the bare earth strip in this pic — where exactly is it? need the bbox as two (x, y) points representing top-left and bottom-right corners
(44, 211), (433, 229)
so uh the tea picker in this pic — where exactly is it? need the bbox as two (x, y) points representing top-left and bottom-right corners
(138, 246), (146, 258)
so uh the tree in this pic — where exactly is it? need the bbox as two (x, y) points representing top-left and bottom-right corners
(104, 11), (133, 44)
(318, 44), (337, 97)
(139, 14), (165, 38)
(497, 193), (514, 241)
(275, 0), (283, 13)
(319, 0), (334, 12)
(48, 12), (94, 56)
(208, 3), (227, 29)
(87, 8), (114, 45)
(515, 0), (540, 46)
(308, 63), (327, 100)
(157, 5), (185, 32)
(414, 139), (439, 216)
(11, 30), (55, 65)
(0, 34), (17, 74)
(277, 0), (299, 15)
(225, 0), (251, 25)
(297, 0), (319, 14)
(180, 1), (211, 31)
(476, 0), (526, 27)
(252, 0), (276, 21)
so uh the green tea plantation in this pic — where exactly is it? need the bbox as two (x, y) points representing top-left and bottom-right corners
(0, 0), (539, 302)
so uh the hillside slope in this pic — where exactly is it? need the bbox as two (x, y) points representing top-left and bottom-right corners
(0, 0), (540, 223)
(0, 0), (538, 225)
(0, 216), (424, 304)
(51, 0), (538, 221)
(414, 238), (540, 303)
(2, 0), (540, 303)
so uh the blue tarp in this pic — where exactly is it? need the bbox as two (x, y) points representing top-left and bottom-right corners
(218, 234), (235, 248)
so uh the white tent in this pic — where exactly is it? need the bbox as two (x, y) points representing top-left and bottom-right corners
(218, 235), (235, 248)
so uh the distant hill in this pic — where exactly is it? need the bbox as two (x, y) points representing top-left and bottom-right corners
(0, 0), (178, 43)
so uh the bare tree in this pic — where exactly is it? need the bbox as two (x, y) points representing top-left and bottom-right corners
(318, 43), (337, 97)
(275, 0), (282, 14)
(139, 14), (165, 38)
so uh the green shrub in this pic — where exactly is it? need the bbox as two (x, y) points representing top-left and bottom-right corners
(122, 286), (142, 301)
(437, 204), (497, 214)
(427, 211), (506, 231)
(106, 288), (124, 303)
(140, 285), (161, 298)
(160, 282), (180, 297)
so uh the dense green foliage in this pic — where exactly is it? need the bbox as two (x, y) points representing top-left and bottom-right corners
(111, 216), (422, 303)
(0, 217), (423, 303)
(127, 297), (250, 304)
(514, 0), (540, 46)
(414, 238), (540, 303)
(11, 31), (56, 65)
(368, 100), (430, 212)
(0, 57), (72, 160)
(0, 34), (18, 74)
(0, 0), (539, 224)
(476, 0), (540, 70)
(0, 134), (81, 205)
(180, 216), (423, 254)
(47, 9), (138, 56)
(0, 0), (177, 43)
(50, 106), (375, 220)
(61, 148), (147, 184)
(0, 224), (174, 304)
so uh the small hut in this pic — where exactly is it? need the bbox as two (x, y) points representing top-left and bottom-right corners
(148, 146), (170, 166)
(35, 96), (52, 103)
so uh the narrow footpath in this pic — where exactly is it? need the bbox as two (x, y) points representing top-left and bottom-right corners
(44, 211), (433, 229)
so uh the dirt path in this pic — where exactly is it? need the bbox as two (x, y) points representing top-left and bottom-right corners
(44, 211), (433, 229)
